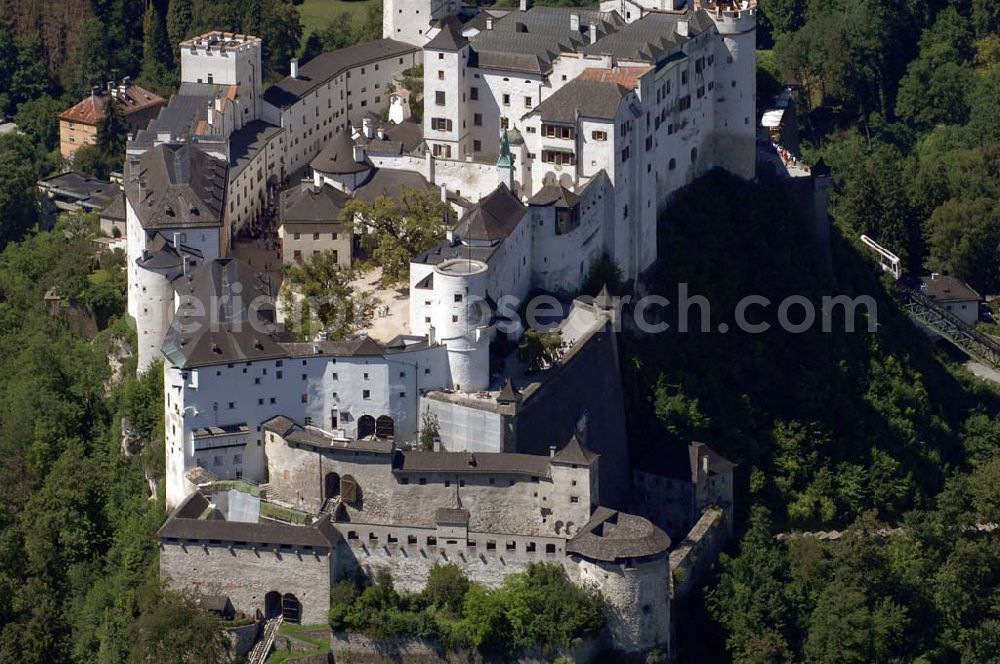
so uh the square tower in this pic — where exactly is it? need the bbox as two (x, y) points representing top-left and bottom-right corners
(179, 32), (264, 120)
(383, 0), (461, 46)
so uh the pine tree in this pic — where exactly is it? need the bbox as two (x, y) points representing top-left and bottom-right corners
(166, 0), (193, 68)
(140, 3), (172, 91)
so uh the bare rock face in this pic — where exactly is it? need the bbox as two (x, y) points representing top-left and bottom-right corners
(105, 336), (134, 396)
(121, 417), (145, 457)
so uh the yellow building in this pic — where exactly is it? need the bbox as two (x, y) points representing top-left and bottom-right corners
(59, 79), (166, 160)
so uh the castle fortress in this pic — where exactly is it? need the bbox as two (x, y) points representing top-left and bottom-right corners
(127, 0), (751, 656)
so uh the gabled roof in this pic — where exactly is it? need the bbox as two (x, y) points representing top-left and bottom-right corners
(454, 183), (527, 243)
(311, 130), (371, 175)
(263, 39), (419, 108)
(528, 79), (630, 124)
(551, 434), (598, 466)
(158, 492), (340, 548)
(124, 142), (228, 230)
(280, 182), (351, 225)
(59, 84), (166, 125)
(528, 184), (580, 208)
(161, 258), (281, 368)
(393, 450), (551, 478)
(426, 15), (469, 51)
(920, 275), (980, 303)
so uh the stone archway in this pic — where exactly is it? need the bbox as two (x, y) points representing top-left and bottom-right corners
(357, 415), (376, 438)
(264, 591), (281, 619)
(375, 415), (395, 438)
(281, 593), (301, 623)
(324, 472), (340, 500)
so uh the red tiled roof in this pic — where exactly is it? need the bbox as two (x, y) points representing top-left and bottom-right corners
(579, 66), (653, 90)
(59, 85), (167, 125)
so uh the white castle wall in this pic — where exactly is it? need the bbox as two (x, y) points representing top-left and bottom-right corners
(383, 0), (460, 46)
(164, 343), (452, 508)
(180, 34), (264, 120)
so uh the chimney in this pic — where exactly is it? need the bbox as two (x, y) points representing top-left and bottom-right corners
(362, 117), (374, 139)
(377, 124), (387, 140)
(290, 58), (299, 79)
(549, 445), (556, 457)
(440, 184), (448, 203)
(486, 16), (493, 30)
(183, 254), (191, 279)
(589, 23), (598, 44)
(428, 325), (436, 345)
(519, 0), (531, 11)
(570, 14), (580, 32)
(702, 454), (709, 475)
(123, 76), (131, 88)
(352, 144), (366, 163)
(313, 170), (322, 188)
(677, 20), (689, 37)
(173, 232), (181, 249)
(207, 104), (214, 127)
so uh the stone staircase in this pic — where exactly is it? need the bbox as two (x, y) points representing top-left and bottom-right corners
(321, 496), (342, 519)
(247, 615), (282, 664)
(259, 483), (294, 508)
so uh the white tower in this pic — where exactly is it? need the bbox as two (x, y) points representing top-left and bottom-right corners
(709, 2), (757, 179)
(179, 32), (264, 121)
(431, 258), (491, 392)
(383, 0), (460, 45)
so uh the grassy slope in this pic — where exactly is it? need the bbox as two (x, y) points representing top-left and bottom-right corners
(298, 0), (378, 39)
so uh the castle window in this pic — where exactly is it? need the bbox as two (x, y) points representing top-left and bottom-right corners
(502, 93), (510, 106)
(347, 531), (358, 539)
(570, 496), (580, 503)
(506, 540), (516, 551)
(363, 389), (370, 399)
(369, 532), (378, 541)
(525, 542), (536, 553)
(427, 536), (437, 546)
(408, 535), (418, 544)
(545, 543), (556, 554)
(473, 113), (482, 126)
(487, 540), (496, 550)
(401, 478), (409, 485)
(470, 86), (479, 100)
(419, 478), (426, 485)
(591, 130), (607, 141)
(301, 394), (307, 403)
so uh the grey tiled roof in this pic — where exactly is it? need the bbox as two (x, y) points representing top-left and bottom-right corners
(158, 492), (340, 548)
(920, 275), (980, 303)
(453, 183), (527, 243)
(551, 435), (598, 466)
(353, 168), (436, 205)
(280, 182), (351, 225)
(263, 40), (419, 108)
(124, 142), (228, 230)
(132, 82), (229, 146)
(529, 79), (629, 123)
(581, 9), (714, 63)
(426, 15), (469, 51)
(528, 184), (580, 208)
(393, 450), (552, 478)
(567, 507), (670, 562)
(470, 6), (624, 74)
(161, 258), (281, 368)
(311, 130), (372, 175)
(262, 415), (394, 454)
(229, 120), (283, 180)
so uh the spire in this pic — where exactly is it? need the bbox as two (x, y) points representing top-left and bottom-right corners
(496, 376), (521, 403)
(496, 129), (513, 168)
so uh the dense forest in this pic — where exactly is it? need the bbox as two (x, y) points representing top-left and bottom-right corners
(0, 0), (995, 662)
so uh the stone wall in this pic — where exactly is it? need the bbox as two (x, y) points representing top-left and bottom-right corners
(513, 317), (631, 509)
(668, 508), (727, 600)
(160, 540), (333, 624)
(578, 556), (671, 654)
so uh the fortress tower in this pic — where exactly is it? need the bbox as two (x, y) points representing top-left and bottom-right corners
(430, 258), (492, 392)
(383, 0), (461, 46)
(706, 1), (757, 179)
(179, 32), (264, 121)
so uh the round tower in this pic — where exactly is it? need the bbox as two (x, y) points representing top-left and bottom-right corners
(709, 2), (757, 180)
(134, 248), (184, 372)
(567, 509), (672, 653)
(431, 258), (491, 392)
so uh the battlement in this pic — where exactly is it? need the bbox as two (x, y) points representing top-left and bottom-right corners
(701, 1), (756, 33)
(180, 31), (262, 54)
